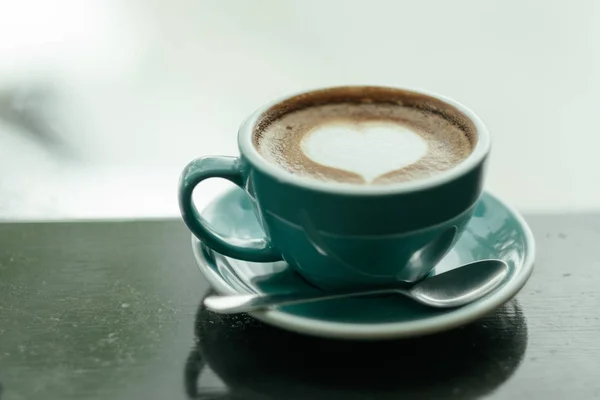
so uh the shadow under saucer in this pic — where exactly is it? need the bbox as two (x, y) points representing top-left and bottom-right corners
(184, 293), (528, 400)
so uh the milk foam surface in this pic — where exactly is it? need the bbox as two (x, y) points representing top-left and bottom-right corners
(255, 102), (473, 185)
(301, 121), (428, 183)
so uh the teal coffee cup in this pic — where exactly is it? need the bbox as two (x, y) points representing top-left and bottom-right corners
(179, 86), (490, 290)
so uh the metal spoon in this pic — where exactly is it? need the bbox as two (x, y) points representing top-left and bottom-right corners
(203, 259), (509, 314)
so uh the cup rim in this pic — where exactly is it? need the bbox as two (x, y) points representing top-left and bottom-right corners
(238, 85), (490, 196)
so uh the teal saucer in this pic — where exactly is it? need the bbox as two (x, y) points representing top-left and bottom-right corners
(192, 189), (535, 340)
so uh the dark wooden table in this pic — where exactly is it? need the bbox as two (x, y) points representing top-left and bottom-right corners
(0, 217), (599, 399)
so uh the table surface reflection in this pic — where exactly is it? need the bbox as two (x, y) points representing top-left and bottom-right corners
(0, 216), (598, 399)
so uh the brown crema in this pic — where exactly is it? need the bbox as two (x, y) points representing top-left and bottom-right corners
(253, 87), (477, 185)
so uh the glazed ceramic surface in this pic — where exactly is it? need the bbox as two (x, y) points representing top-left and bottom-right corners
(193, 189), (535, 340)
(180, 86), (491, 289)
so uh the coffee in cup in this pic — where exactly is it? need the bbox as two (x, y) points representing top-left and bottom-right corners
(253, 87), (476, 185)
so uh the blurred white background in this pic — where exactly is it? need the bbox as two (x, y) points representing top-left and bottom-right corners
(0, 0), (598, 220)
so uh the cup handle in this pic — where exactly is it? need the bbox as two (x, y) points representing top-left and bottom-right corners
(178, 156), (282, 262)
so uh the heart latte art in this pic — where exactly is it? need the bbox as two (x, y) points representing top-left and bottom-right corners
(255, 101), (474, 185)
(301, 121), (428, 183)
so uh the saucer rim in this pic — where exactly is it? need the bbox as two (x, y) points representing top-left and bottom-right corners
(193, 191), (535, 340)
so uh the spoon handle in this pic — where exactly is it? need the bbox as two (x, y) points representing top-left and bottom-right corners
(203, 287), (402, 314)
